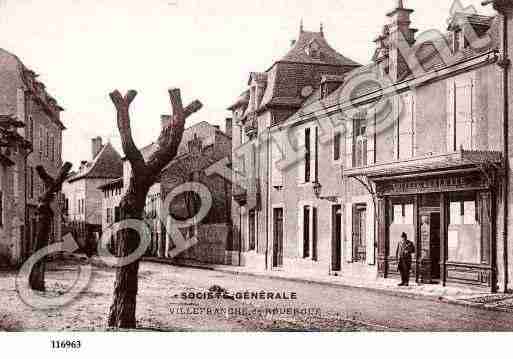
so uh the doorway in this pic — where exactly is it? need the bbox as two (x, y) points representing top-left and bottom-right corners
(273, 208), (284, 268)
(332, 205), (342, 271)
(419, 211), (441, 282)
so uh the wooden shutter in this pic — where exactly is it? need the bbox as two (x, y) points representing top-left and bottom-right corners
(271, 134), (283, 187)
(367, 199), (376, 265)
(297, 206), (304, 257)
(312, 207), (318, 261)
(297, 128), (305, 183)
(345, 203), (353, 262)
(455, 77), (473, 150)
(399, 94), (414, 159)
(345, 119), (353, 169)
(367, 111), (376, 165)
(17, 88), (25, 136)
(312, 127), (318, 182)
(393, 97), (399, 160)
(447, 80), (456, 152)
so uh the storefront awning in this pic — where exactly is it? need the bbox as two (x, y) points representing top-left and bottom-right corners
(343, 150), (503, 181)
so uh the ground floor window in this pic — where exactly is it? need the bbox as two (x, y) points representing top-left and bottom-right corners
(448, 193), (482, 264)
(388, 201), (414, 258)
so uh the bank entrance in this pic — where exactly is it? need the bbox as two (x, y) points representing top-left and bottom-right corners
(345, 151), (502, 292)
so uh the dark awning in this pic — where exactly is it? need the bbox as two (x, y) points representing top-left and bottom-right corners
(343, 150), (503, 181)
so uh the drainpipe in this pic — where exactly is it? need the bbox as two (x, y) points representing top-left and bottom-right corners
(265, 128), (270, 271)
(501, 9), (510, 293)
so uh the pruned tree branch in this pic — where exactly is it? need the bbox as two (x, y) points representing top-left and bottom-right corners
(110, 89), (146, 176)
(146, 89), (202, 175)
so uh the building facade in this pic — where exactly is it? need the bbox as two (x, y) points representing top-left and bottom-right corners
(0, 48), (65, 267)
(63, 137), (123, 251)
(101, 119), (233, 265)
(229, 0), (513, 293)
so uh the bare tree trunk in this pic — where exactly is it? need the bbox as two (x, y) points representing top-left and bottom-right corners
(106, 89), (202, 329)
(108, 182), (149, 328)
(29, 163), (72, 291)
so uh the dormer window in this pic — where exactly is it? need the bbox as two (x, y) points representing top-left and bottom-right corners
(305, 40), (321, 58)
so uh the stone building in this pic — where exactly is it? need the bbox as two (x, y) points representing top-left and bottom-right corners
(0, 48), (64, 267)
(100, 119), (233, 265)
(62, 137), (123, 250)
(228, 0), (513, 293)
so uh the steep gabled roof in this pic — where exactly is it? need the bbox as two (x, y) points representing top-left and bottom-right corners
(68, 142), (123, 183)
(279, 31), (360, 67)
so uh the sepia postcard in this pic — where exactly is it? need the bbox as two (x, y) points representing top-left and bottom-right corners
(1, 0), (513, 355)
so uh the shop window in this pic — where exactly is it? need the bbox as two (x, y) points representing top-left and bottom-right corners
(448, 196), (481, 264)
(388, 203), (414, 258)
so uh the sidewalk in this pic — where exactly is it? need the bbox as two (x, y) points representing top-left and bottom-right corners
(143, 257), (513, 313)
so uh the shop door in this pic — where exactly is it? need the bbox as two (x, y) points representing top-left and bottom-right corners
(419, 211), (441, 282)
(430, 213), (441, 280)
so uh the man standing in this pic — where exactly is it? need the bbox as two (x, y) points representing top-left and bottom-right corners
(396, 232), (415, 286)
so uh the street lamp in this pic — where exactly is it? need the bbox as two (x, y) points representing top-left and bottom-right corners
(313, 181), (322, 198)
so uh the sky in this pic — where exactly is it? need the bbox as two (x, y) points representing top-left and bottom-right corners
(0, 0), (496, 168)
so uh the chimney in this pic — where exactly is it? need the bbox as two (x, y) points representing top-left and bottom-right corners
(91, 137), (102, 159)
(161, 115), (171, 130)
(290, 39), (297, 47)
(225, 118), (233, 136)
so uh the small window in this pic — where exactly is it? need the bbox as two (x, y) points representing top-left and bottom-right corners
(333, 132), (341, 161)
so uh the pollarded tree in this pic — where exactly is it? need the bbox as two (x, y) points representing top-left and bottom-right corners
(108, 88), (202, 329)
(29, 162), (73, 291)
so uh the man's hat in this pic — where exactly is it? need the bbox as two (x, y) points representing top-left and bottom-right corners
(401, 232), (407, 239)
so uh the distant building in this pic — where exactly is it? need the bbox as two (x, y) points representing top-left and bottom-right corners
(100, 120), (233, 264)
(0, 48), (65, 267)
(62, 137), (122, 250)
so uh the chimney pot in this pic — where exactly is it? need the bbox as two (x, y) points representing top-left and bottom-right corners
(91, 137), (102, 159)
(225, 118), (233, 136)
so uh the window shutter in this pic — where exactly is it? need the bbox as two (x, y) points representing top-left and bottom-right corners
(298, 206), (304, 257)
(393, 97), (399, 160)
(17, 88), (25, 136)
(312, 207), (318, 261)
(399, 94), (414, 159)
(345, 119), (353, 169)
(297, 128), (306, 183)
(412, 95), (417, 156)
(455, 77), (473, 150)
(447, 80), (456, 152)
(271, 135), (283, 187)
(345, 203), (353, 262)
(312, 127), (318, 182)
(367, 199), (376, 265)
(367, 112), (376, 165)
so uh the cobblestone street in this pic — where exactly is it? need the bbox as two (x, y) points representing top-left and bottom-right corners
(1, 258), (513, 331)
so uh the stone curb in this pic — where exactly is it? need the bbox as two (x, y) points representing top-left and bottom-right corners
(142, 257), (512, 314)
